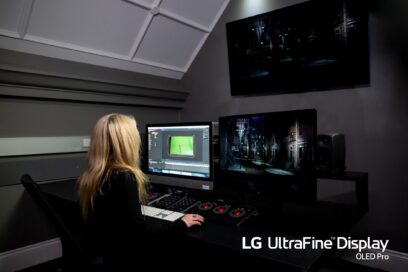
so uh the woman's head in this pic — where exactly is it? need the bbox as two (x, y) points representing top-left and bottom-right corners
(90, 113), (141, 169)
(78, 113), (148, 219)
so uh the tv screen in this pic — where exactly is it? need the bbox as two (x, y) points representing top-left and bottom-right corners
(226, 0), (370, 96)
(219, 109), (317, 202)
(169, 136), (194, 157)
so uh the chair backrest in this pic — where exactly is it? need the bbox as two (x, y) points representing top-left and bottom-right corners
(21, 174), (91, 271)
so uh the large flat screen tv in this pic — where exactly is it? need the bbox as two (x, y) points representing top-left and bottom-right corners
(226, 0), (370, 96)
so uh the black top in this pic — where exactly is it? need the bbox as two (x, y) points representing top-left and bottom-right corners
(84, 170), (187, 270)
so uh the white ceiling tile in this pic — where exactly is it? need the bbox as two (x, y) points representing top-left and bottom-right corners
(0, 0), (26, 34)
(27, 0), (149, 56)
(128, 0), (157, 8)
(142, 0), (156, 4)
(134, 14), (205, 69)
(160, 0), (226, 28)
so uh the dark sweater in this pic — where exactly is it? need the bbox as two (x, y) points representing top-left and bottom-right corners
(84, 170), (187, 270)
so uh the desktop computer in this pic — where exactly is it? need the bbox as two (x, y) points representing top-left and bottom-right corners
(145, 122), (214, 213)
(146, 122), (214, 191)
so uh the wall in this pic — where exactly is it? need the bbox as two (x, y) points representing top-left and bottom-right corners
(0, 51), (182, 255)
(0, 98), (180, 184)
(0, 99), (180, 253)
(180, 0), (408, 252)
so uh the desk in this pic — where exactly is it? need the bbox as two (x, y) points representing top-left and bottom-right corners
(39, 176), (366, 271)
(185, 221), (328, 271)
(318, 171), (368, 216)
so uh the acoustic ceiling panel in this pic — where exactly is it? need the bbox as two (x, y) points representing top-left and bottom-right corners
(0, 0), (230, 78)
(0, 0), (27, 37)
(26, 0), (149, 58)
(134, 14), (206, 70)
(160, 0), (227, 29)
(135, 0), (157, 6)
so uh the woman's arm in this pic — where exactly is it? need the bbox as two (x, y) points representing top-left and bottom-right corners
(111, 171), (188, 234)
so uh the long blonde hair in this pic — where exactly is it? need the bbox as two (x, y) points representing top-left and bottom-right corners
(78, 113), (148, 220)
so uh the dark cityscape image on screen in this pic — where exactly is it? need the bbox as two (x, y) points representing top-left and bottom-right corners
(219, 110), (316, 179)
(226, 0), (369, 95)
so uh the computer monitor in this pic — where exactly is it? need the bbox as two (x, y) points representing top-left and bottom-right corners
(219, 109), (317, 203)
(146, 122), (213, 191)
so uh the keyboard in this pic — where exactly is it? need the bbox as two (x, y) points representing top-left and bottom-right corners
(141, 205), (184, 222)
(153, 194), (198, 212)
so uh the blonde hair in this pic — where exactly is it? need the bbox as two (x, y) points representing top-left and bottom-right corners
(78, 113), (148, 220)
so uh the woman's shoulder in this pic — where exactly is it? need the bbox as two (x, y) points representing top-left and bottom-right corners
(103, 169), (136, 194)
(109, 169), (135, 182)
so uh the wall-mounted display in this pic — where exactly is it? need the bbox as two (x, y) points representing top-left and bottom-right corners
(226, 0), (369, 96)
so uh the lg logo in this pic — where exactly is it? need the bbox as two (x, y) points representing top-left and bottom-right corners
(242, 237), (262, 249)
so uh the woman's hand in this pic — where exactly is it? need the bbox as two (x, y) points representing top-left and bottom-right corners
(181, 213), (205, 228)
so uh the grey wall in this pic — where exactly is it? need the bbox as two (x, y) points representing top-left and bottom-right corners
(0, 99), (180, 252)
(0, 97), (180, 138)
(0, 98), (180, 184)
(180, 0), (408, 252)
(0, 52), (182, 253)
(0, 46), (184, 185)
(0, 49), (187, 92)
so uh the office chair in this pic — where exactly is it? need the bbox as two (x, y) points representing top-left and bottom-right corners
(20, 174), (96, 271)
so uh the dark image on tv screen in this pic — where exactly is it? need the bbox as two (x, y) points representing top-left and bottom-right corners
(226, 0), (370, 96)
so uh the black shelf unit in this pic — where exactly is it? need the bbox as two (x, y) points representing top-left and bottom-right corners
(318, 171), (368, 216)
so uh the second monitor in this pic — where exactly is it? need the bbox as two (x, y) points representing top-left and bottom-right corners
(218, 109), (317, 204)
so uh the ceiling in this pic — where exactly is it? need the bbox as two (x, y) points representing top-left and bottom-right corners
(0, 0), (230, 79)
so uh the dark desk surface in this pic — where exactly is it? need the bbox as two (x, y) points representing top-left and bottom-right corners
(186, 221), (327, 270)
(40, 179), (363, 271)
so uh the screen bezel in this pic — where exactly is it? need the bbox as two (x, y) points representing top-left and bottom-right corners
(218, 109), (317, 204)
(145, 122), (214, 191)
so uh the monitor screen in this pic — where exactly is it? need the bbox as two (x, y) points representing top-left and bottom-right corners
(219, 109), (317, 202)
(146, 123), (213, 191)
(226, 0), (369, 96)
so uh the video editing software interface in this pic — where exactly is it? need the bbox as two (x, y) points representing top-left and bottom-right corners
(147, 124), (211, 181)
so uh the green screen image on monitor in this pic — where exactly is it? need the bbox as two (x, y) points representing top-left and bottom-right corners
(169, 136), (194, 157)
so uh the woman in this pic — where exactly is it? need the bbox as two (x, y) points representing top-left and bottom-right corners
(78, 113), (204, 270)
